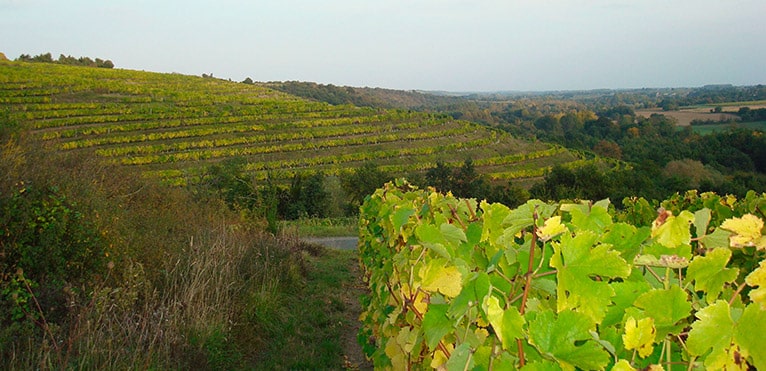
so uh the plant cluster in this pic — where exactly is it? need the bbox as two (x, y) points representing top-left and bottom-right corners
(358, 180), (766, 370)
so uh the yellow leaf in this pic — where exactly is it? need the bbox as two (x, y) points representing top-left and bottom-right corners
(537, 215), (568, 242)
(420, 259), (463, 298)
(612, 360), (637, 371)
(623, 316), (656, 358)
(746, 260), (766, 310)
(721, 214), (766, 249)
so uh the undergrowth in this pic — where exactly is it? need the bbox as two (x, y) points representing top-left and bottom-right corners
(0, 128), (356, 369)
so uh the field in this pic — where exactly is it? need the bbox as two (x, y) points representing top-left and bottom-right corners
(0, 61), (584, 186)
(635, 100), (766, 126)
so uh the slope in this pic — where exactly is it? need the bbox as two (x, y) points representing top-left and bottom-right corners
(0, 61), (582, 186)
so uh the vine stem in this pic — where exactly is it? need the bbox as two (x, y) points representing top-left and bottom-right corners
(517, 210), (540, 368)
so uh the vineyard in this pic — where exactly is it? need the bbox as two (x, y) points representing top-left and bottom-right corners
(358, 180), (766, 370)
(0, 61), (585, 185)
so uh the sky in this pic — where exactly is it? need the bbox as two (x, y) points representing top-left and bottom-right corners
(2, 0), (765, 92)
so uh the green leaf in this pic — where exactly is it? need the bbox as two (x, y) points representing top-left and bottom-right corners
(422, 304), (452, 352)
(686, 248), (739, 304)
(734, 303), (766, 370)
(415, 223), (452, 260)
(441, 222), (467, 246)
(633, 285), (691, 338)
(527, 309), (610, 371)
(700, 227), (732, 250)
(686, 300), (736, 369)
(520, 360), (563, 371)
(420, 258), (463, 298)
(600, 223), (651, 262)
(561, 201), (613, 234)
(446, 343), (474, 371)
(486, 296), (525, 350)
(693, 208), (711, 238)
(651, 210), (694, 248)
(448, 272), (490, 319)
(550, 231), (631, 323)
(393, 206), (415, 233)
(480, 200), (511, 244)
(603, 280), (652, 328)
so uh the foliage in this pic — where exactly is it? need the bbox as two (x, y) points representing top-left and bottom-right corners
(17, 52), (114, 68)
(1, 183), (105, 325)
(358, 180), (766, 370)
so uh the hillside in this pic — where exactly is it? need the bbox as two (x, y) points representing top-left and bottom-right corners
(0, 61), (583, 188)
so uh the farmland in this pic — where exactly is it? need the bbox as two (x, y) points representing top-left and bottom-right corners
(635, 100), (766, 126)
(0, 60), (583, 186)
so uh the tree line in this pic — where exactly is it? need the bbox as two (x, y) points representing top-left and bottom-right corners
(16, 52), (114, 68)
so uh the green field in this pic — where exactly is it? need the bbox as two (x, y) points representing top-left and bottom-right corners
(0, 60), (584, 186)
(690, 120), (766, 135)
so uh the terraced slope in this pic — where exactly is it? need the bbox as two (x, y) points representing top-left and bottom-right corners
(0, 61), (581, 186)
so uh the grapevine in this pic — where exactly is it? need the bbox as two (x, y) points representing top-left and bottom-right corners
(358, 180), (766, 370)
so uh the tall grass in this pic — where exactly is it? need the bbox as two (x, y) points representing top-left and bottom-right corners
(1, 132), (316, 369)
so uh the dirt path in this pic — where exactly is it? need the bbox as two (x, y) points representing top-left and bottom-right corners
(338, 251), (374, 370)
(306, 237), (372, 370)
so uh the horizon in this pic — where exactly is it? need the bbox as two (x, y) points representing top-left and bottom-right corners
(2, 0), (765, 92)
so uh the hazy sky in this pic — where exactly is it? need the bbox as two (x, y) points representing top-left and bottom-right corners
(2, 0), (765, 91)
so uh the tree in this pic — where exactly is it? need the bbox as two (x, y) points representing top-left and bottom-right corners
(341, 162), (391, 207)
(593, 140), (622, 160)
(425, 160), (453, 193)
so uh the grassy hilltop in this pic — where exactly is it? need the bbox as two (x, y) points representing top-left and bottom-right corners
(0, 60), (583, 188)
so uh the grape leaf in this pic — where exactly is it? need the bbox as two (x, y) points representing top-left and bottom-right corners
(651, 210), (694, 248)
(633, 286), (691, 339)
(520, 360), (564, 371)
(480, 200), (511, 244)
(393, 206), (415, 234)
(415, 223), (452, 259)
(536, 216), (568, 242)
(527, 309), (610, 371)
(693, 208), (711, 238)
(448, 271), (490, 319)
(560, 201), (613, 234)
(612, 359), (636, 371)
(720, 214), (766, 249)
(446, 343), (474, 371)
(686, 300), (739, 370)
(550, 231), (631, 323)
(600, 222), (651, 262)
(734, 303), (766, 370)
(420, 258), (463, 298)
(486, 296), (525, 350)
(422, 303), (452, 351)
(441, 222), (467, 247)
(699, 227), (732, 250)
(623, 316), (656, 358)
(686, 248), (739, 304)
(745, 259), (766, 310)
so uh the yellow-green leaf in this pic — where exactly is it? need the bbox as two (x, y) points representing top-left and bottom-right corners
(745, 259), (766, 310)
(651, 210), (694, 248)
(720, 214), (766, 249)
(537, 215), (568, 242)
(623, 316), (656, 358)
(420, 259), (463, 298)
